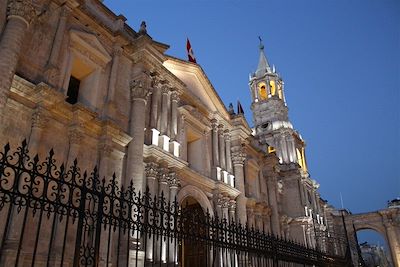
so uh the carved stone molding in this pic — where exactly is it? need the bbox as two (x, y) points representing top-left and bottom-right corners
(231, 147), (246, 165)
(170, 91), (180, 102)
(7, 0), (36, 26)
(129, 77), (152, 102)
(228, 200), (236, 211)
(145, 162), (159, 179)
(158, 168), (169, 184)
(168, 172), (180, 188)
(211, 119), (218, 131)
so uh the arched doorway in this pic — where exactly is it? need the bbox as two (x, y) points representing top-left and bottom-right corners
(179, 196), (208, 267)
(356, 229), (393, 267)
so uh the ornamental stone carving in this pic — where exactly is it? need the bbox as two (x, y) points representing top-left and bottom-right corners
(145, 162), (159, 179)
(168, 172), (180, 188)
(130, 74), (152, 101)
(231, 148), (246, 165)
(158, 168), (169, 184)
(7, 0), (36, 26)
(170, 91), (180, 102)
(228, 200), (236, 211)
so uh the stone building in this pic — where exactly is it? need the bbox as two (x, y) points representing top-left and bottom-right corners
(0, 0), (398, 266)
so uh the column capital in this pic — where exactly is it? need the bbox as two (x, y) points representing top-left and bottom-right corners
(170, 90), (180, 102)
(130, 74), (152, 102)
(31, 108), (49, 129)
(158, 167), (169, 184)
(168, 171), (180, 188)
(145, 162), (159, 179)
(223, 129), (230, 139)
(228, 199), (236, 211)
(218, 124), (224, 133)
(112, 44), (123, 57)
(68, 127), (83, 145)
(231, 147), (246, 165)
(7, 0), (36, 27)
(211, 119), (218, 130)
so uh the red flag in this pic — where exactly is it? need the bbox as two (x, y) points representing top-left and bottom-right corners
(186, 38), (197, 63)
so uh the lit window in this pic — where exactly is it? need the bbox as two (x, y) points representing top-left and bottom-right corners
(270, 80), (276, 96)
(268, 146), (276, 153)
(258, 83), (267, 100)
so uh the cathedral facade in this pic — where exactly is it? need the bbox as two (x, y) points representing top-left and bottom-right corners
(2, 1), (398, 267)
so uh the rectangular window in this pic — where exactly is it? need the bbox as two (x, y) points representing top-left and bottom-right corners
(66, 76), (80, 104)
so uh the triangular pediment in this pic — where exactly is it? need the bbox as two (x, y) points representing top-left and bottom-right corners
(70, 29), (112, 65)
(163, 56), (230, 121)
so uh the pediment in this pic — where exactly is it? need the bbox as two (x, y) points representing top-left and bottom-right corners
(70, 29), (112, 65)
(163, 57), (230, 121)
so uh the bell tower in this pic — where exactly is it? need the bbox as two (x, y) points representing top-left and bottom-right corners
(250, 39), (306, 170)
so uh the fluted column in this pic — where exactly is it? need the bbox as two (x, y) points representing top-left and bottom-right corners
(150, 82), (161, 129)
(232, 148), (247, 224)
(218, 125), (226, 170)
(160, 86), (169, 135)
(228, 200), (236, 223)
(125, 75), (151, 191)
(45, 6), (69, 86)
(170, 91), (179, 140)
(0, 0), (35, 108)
(168, 172), (180, 264)
(158, 168), (169, 263)
(224, 130), (233, 174)
(144, 162), (159, 262)
(211, 119), (219, 167)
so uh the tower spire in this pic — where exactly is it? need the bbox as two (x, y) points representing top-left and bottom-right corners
(255, 37), (272, 77)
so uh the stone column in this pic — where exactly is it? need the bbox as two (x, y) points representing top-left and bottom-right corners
(211, 119), (219, 167)
(98, 138), (114, 183)
(247, 207), (255, 228)
(218, 125), (226, 170)
(0, 0), (35, 108)
(232, 148), (247, 224)
(224, 130), (233, 174)
(150, 82), (161, 130)
(168, 172), (180, 264)
(125, 75), (151, 191)
(160, 86), (169, 136)
(144, 162), (159, 262)
(28, 108), (48, 156)
(170, 91), (179, 140)
(222, 198), (229, 221)
(228, 200), (236, 223)
(157, 168), (169, 263)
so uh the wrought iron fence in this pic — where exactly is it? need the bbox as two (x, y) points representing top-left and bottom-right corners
(0, 141), (352, 267)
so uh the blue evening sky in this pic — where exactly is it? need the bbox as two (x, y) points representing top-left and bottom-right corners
(104, 0), (399, 242)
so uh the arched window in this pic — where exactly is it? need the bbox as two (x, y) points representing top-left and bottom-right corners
(270, 80), (276, 96)
(258, 82), (267, 100)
